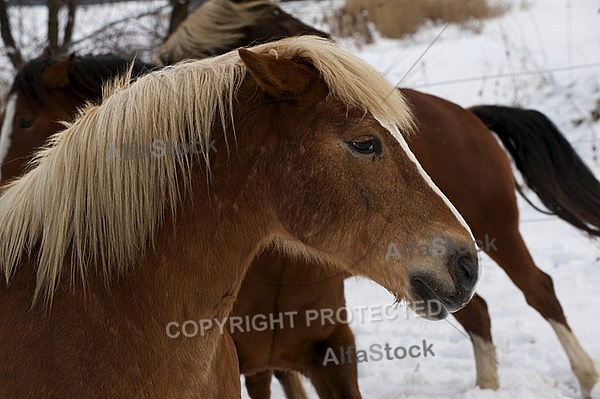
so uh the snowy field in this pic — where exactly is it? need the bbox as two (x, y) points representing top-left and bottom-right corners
(1, 0), (599, 398)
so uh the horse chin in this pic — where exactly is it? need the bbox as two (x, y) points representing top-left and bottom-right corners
(412, 302), (450, 321)
(409, 275), (469, 320)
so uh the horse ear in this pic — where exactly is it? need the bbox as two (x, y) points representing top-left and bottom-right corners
(238, 48), (312, 99)
(41, 53), (75, 89)
(41, 46), (52, 57)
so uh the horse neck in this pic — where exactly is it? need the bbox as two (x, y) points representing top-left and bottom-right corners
(136, 180), (269, 322)
(0, 104), (277, 394)
(110, 120), (275, 335)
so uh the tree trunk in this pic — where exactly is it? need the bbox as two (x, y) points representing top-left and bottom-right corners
(61, 0), (78, 52)
(0, 0), (23, 69)
(168, 0), (190, 36)
(48, 0), (61, 54)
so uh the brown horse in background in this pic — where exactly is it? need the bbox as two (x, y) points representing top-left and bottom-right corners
(0, 36), (479, 398)
(0, 54), (154, 182)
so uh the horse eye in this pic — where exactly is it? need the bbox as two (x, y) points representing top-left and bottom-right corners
(347, 137), (382, 156)
(272, 8), (281, 16)
(19, 118), (34, 129)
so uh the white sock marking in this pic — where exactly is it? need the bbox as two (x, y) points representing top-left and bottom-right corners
(471, 334), (499, 389)
(550, 320), (598, 398)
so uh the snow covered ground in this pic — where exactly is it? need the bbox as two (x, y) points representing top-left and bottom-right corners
(1, 0), (599, 398)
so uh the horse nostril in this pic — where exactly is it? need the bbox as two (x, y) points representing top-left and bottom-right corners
(458, 255), (477, 282)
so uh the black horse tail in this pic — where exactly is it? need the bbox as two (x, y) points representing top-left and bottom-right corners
(470, 105), (600, 237)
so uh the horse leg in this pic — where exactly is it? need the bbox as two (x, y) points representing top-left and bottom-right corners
(245, 370), (273, 399)
(452, 294), (499, 389)
(305, 324), (362, 399)
(486, 223), (598, 398)
(274, 370), (309, 399)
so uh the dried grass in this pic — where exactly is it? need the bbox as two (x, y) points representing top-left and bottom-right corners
(338, 0), (507, 39)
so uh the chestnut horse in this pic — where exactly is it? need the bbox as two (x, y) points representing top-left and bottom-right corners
(0, 36), (478, 398)
(3, 53), (599, 399)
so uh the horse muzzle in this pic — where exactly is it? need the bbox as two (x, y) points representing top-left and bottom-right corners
(409, 252), (479, 320)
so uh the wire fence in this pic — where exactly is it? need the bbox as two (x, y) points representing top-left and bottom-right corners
(408, 62), (600, 89)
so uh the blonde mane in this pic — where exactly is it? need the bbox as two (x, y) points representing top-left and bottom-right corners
(154, 0), (277, 65)
(0, 36), (413, 306)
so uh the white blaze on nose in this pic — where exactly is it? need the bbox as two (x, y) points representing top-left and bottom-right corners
(0, 94), (17, 181)
(379, 119), (475, 241)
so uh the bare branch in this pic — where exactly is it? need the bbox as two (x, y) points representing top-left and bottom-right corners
(61, 0), (78, 52)
(69, 4), (169, 49)
(168, 0), (190, 36)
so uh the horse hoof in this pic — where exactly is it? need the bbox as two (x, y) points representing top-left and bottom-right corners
(579, 369), (599, 399)
(476, 378), (499, 390)
(587, 382), (600, 399)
